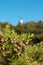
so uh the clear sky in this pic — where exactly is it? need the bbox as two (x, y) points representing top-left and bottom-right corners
(0, 0), (43, 26)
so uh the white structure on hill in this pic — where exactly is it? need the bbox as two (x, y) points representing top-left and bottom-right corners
(19, 19), (23, 24)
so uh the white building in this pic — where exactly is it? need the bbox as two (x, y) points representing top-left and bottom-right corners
(19, 19), (23, 24)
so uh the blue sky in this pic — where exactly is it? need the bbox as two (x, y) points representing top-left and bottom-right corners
(0, 0), (43, 26)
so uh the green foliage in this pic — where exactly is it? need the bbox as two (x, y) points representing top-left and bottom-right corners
(16, 21), (43, 43)
(0, 22), (43, 65)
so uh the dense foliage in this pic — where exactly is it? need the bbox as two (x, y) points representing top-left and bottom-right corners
(0, 22), (43, 65)
(0, 21), (43, 43)
(16, 21), (43, 43)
